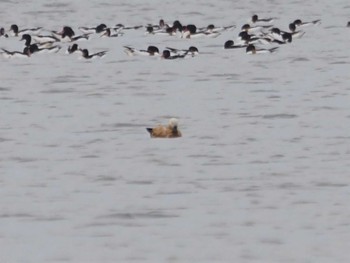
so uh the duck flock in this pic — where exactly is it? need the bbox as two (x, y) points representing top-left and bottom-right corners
(0, 14), (325, 60)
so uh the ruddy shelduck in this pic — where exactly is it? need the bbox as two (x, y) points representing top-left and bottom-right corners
(146, 118), (182, 138)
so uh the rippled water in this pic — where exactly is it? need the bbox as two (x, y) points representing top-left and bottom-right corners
(1, 0), (350, 262)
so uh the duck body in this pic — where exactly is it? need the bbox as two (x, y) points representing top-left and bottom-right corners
(1, 45), (36, 58)
(80, 48), (107, 59)
(9, 24), (42, 36)
(165, 46), (199, 57)
(124, 45), (160, 56)
(78, 23), (107, 34)
(246, 44), (278, 54)
(224, 40), (247, 49)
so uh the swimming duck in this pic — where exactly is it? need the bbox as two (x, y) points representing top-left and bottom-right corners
(1, 45), (36, 58)
(20, 34), (55, 48)
(251, 14), (274, 24)
(124, 45), (160, 56)
(224, 40), (247, 49)
(52, 26), (89, 42)
(246, 44), (278, 54)
(0, 27), (8, 38)
(161, 50), (187, 59)
(78, 23), (107, 34)
(80, 48), (107, 59)
(292, 19), (321, 27)
(203, 24), (236, 33)
(8, 24), (42, 36)
(99, 28), (123, 37)
(146, 118), (182, 138)
(66, 43), (82, 55)
(165, 46), (199, 57)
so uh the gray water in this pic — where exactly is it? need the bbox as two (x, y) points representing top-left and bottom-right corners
(1, 0), (350, 262)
